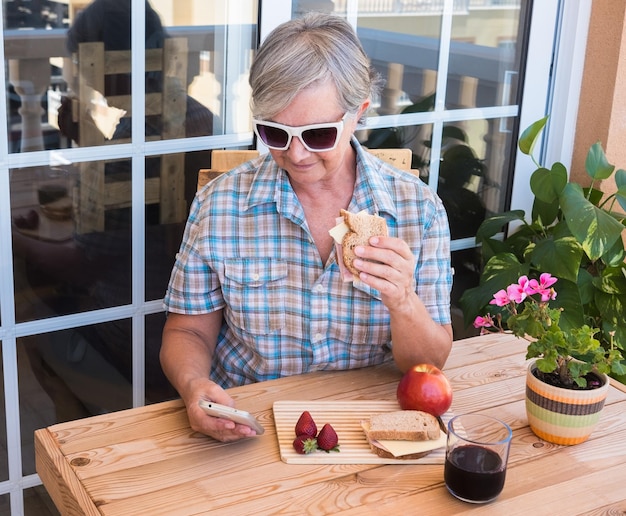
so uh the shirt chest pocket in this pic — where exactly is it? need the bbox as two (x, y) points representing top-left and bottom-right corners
(223, 258), (288, 335)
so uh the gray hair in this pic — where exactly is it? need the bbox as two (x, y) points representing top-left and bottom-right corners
(249, 12), (383, 121)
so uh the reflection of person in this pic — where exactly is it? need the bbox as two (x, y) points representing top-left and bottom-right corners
(59, 0), (214, 171)
(160, 13), (453, 442)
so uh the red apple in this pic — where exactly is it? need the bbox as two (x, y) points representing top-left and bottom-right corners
(396, 364), (452, 416)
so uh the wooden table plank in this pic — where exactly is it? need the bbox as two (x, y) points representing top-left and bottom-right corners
(34, 427), (100, 516)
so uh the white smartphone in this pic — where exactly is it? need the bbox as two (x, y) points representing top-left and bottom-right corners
(198, 400), (265, 434)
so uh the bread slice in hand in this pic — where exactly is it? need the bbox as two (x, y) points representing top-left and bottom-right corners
(340, 209), (388, 278)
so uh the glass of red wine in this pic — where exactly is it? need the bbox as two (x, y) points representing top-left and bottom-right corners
(444, 414), (512, 503)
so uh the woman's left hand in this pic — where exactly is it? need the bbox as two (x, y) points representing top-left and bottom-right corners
(351, 235), (416, 309)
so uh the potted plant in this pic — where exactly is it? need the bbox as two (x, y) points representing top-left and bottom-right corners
(461, 116), (626, 377)
(460, 117), (626, 444)
(473, 271), (623, 444)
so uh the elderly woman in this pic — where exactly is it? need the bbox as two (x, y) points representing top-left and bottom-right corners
(161, 12), (453, 441)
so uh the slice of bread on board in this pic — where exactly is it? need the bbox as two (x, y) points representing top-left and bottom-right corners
(361, 410), (444, 460)
(367, 410), (441, 441)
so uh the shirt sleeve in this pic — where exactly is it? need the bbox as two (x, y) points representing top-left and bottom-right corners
(163, 196), (224, 314)
(415, 196), (453, 325)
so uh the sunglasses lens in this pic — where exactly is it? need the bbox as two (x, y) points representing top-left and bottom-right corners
(302, 127), (338, 150)
(257, 124), (289, 149)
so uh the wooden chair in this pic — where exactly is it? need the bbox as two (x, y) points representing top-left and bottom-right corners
(197, 149), (260, 191)
(74, 38), (189, 233)
(366, 148), (413, 172)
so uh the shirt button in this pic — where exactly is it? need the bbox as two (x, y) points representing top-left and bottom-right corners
(251, 273), (260, 281)
(314, 284), (324, 293)
(314, 332), (323, 342)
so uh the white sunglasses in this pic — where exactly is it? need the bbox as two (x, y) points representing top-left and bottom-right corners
(253, 114), (347, 152)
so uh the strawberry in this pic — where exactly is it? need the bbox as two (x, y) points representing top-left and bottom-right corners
(294, 411), (317, 437)
(316, 423), (339, 452)
(293, 434), (318, 454)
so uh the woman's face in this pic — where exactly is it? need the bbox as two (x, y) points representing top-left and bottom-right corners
(265, 79), (368, 184)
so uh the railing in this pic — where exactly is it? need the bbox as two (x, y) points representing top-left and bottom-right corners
(332, 0), (520, 15)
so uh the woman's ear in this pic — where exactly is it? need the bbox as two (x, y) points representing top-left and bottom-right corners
(357, 99), (371, 119)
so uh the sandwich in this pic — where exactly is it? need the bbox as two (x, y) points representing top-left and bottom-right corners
(328, 209), (388, 281)
(361, 410), (446, 460)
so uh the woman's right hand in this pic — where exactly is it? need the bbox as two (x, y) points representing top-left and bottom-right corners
(183, 377), (258, 442)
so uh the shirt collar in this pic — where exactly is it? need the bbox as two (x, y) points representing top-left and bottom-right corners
(244, 138), (399, 222)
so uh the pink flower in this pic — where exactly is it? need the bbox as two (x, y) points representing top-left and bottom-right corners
(473, 315), (494, 329)
(507, 276), (530, 303)
(490, 289), (511, 307)
(528, 273), (558, 302)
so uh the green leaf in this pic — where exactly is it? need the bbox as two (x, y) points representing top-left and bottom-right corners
(530, 163), (567, 203)
(519, 116), (548, 155)
(601, 234), (626, 267)
(585, 141), (614, 180)
(614, 175), (626, 212)
(551, 279), (584, 331)
(577, 268), (595, 305)
(475, 210), (526, 243)
(480, 253), (529, 284)
(560, 183), (624, 260)
(585, 186), (605, 207)
(593, 271), (626, 324)
(531, 196), (560, 226)
(458, 254), (528, 326)
(529, 236), (583, 283)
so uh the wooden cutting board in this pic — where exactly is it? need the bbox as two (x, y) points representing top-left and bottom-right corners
(273, 400), (449, 465)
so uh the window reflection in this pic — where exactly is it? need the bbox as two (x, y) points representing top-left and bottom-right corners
(450, 248), (481, 340)
(144, 151), (210, 302)
(6, 0), (241, 155)
(448, 6), (524, 109)
(0, 348), (6, 482)
(11, 162), (132, 323)
(19, 328), (133, 475)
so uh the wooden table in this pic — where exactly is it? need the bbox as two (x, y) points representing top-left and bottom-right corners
(35, 333), (626, 515)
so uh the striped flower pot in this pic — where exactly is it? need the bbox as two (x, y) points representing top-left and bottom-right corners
(525, 362), (609, 445)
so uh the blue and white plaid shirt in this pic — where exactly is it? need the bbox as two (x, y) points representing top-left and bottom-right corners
(164, 139), (452, 388)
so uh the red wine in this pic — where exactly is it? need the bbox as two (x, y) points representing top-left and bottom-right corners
(444, 445), (506, 502)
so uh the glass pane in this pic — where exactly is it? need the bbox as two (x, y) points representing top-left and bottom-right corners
(358, 10), (441, 117)
(24, 485), (60, 516)
(447, 3), (526, 109)
(450, 248), (481, 340)
(19, 326), (133, 473)
(0, 494), (9, 516)
(151, 1), (258, 137)
(11, 161), (132, 323)
(356, 122), (433, 178)
(144, 150), (210, 302)
(440, 117), (516, 218)
(0, 346), (6, 482)
(5, 23), (69, 153)
(62, 0), (134, 145)
(145, 313), (177, 404)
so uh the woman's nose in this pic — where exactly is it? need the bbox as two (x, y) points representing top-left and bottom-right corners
(285, 136), (311, 159)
